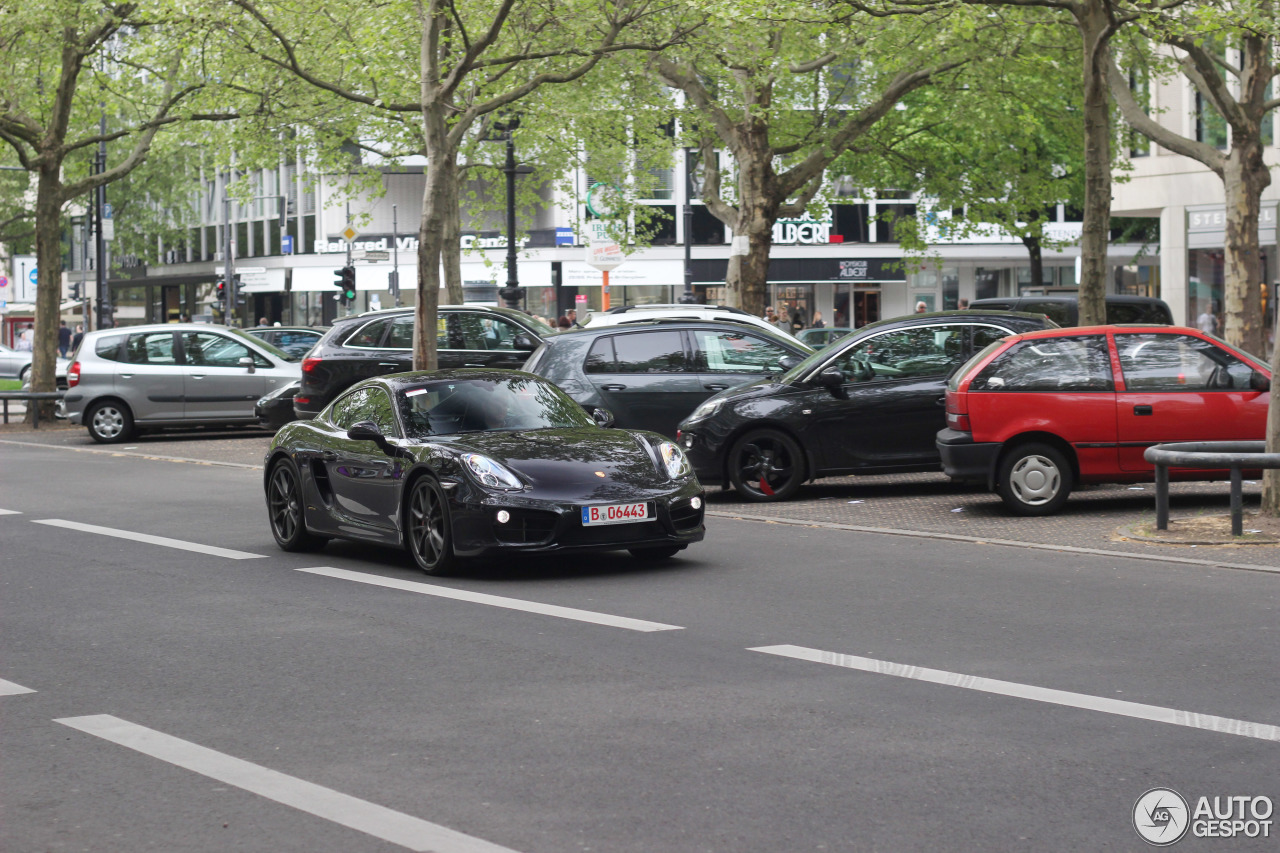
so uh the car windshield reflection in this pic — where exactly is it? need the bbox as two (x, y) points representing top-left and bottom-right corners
(398, 376), (595, 437)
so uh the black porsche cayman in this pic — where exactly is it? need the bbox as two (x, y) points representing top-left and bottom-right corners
(263, 369), (705, 573)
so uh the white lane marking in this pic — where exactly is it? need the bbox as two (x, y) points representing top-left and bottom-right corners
(0, 678), (35, 695)
(298, 566), (683, 633)
(0, 438), (261, 470)
(32, 519), (265, 560)
(752, 644), (1280, 743)
(55, 715), (521, 853)
(0, 508), (21, 515)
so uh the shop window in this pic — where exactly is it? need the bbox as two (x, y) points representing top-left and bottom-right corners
(691, 206), (725, 244)
(832, 204), (870, 243)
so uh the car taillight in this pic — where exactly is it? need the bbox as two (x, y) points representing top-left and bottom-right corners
(944, 390), (969, 432)
(293, 396), (310, 405)
(68, 361), (81, 388)
(301, 357), (322, 373)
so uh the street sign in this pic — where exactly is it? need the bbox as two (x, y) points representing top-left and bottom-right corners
(354, 250), (390, 262)
(340, 224), (360, 242)
(0, 275), (7, 288)
(585, 221), (624, 271)
(282, 235), (294, 255)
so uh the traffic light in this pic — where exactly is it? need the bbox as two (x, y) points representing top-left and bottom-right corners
(232, 274), (246, 306)
(215, 276), (226, 300)
(334, 266), (356, 307)
(69, 281), (81, 300)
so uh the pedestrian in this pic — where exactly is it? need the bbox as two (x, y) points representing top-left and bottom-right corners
(17, 324), (33, 351)
(790, 310), (804, 333)
(258, 316), (269, 327)
(764, 306), (777, 323)
(565, 308), (582, 329)
(58, 320), (72, 356)
(774, 308), (791, 334)
(915, 301), (928, 314)
(811, 311), (825, 329)
(958, 298), (970, 310)
(1197, 303), (1220, 336)
(557, 315), (571, 330)
(71, 323), (84, 353)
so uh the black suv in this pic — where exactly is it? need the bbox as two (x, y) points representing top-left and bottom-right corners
(522, 319), (814, 438)
(967, 295), (1172, 326)
(294, 305), (556, 419)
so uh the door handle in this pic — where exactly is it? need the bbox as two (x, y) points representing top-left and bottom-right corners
(704, 384), (729, 391)
(464, 363), (485, 368)
(378, 362), (400, 367)
(321, 451), (337, 461)
(1133, 405), (1153, 416)
(190, 374), (206, 379)
(936, 396), (946, 407)
(119, 373), (134, 379)
(600, 384), (626, 391)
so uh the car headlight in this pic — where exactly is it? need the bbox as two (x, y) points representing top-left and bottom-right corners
(658, 441), (693, 480)
(463, 453), (523, 490)
(687, 398), (724, 423)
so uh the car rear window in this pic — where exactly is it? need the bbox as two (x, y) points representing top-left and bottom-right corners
(345, 318), (392, 348)
(584, 331), (687, 374)
(1019, 301), (1073, 326)
(972, 335), (1114, 392)
(94, 334), (128, 362)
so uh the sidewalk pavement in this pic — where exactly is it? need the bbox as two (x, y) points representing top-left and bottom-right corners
(4, 424), (1278, 571)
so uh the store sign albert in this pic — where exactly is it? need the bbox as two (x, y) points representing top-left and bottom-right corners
(772, 216), (831, 244)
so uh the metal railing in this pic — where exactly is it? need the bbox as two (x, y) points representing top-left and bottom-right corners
(0, 391), (65, 429)
(1143, 440), (1280, 536)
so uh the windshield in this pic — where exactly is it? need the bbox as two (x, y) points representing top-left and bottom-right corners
(398, 376), (595, 437)
(227, 327), (300, 362)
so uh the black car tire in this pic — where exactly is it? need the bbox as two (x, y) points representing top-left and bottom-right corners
(628, 545), (683, 560)
(86, 399), (135, 444)
(996, 442), (1073, 516)
(18, 364), (29, 382)
(406, 476), (457, 575)
(728, 428), (806, 502)
(266, 458), (327, 551)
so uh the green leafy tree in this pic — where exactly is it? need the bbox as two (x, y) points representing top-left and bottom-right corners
(229, 0), (697, 370)
(0, 0), (238, 415)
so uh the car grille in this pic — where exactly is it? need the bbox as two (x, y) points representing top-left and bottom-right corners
(569, 519), (664, 545)
(493, 508), (559, 545)
(669, 497), (704, 531)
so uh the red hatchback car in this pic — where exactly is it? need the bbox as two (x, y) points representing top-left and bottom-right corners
(937, 325), (1272, 515)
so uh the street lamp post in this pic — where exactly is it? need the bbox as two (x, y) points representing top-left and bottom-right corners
(682, 147), (695, 304)
(497, 128), (534, 311)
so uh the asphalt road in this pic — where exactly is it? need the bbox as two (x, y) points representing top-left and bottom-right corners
(3, 437), (1279, 851)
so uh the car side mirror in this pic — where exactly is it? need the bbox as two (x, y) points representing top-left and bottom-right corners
(513, 333), (537, 351)
(777, 355), (802, 371)
(238, 356), (256, 374)
(816, 366), (845, 390)
(1251, 370), (1271, 392)
(347, 420), (390, 451)
(591, 408), (615, 428)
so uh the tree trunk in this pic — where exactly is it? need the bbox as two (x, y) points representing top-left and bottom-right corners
(439, 160), (464, 305)
(1219, 141), (1270, 356)
(29, 166), (65, 423)
(414, 150), (450, 371)
(1021, 234), (1045, 293)
(1075, 1), (1114, 327)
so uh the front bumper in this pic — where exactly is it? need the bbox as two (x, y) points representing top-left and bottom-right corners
(936, 428), (1001, 486)
(448, 481), (706, 558)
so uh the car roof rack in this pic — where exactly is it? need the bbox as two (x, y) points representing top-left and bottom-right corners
(604, 304), (751, 316)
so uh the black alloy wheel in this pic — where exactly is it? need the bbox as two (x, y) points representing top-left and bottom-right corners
(728, 428), (805, 502)
(406, 476), (456, 575)
(85, 400), (135, 444)
(267, 458), (327, 551)
(628, 545), (683, 560)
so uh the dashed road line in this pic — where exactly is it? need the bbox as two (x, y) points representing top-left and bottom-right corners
(0, 508), (21, 515)
(0, 678), (35, 696)
(32, 519), (265, 560)
(751, 644), (1280, 742)
(0, 438), (261, 470)
(55, 715), (521, 853)
(298, 566), (683, 632)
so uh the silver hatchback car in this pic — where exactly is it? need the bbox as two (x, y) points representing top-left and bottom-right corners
(65, 323), (302, 443)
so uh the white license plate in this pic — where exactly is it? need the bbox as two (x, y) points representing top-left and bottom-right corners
(581, 502), (651, 526)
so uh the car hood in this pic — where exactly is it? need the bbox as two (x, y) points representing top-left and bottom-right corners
(438, 427), (681, 497)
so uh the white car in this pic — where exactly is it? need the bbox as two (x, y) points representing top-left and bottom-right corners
(583, 304), (799, 340)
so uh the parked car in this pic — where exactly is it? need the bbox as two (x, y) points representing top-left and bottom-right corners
(256, 379), (300, 430)
(294, 305), (556, 420)
(584, 303), (800, 340)
(937, 325), (1270, 515)
(0, 343), (70, 385)
(64, 323), (301, 443)
(676, 310), (1059, 501)
(244, 325), (329, 358)
(523, 319), (815, 438)
(797, 327), (855, 349)
(966, 295), (1173, 327)
(264, 370), (705, 574)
